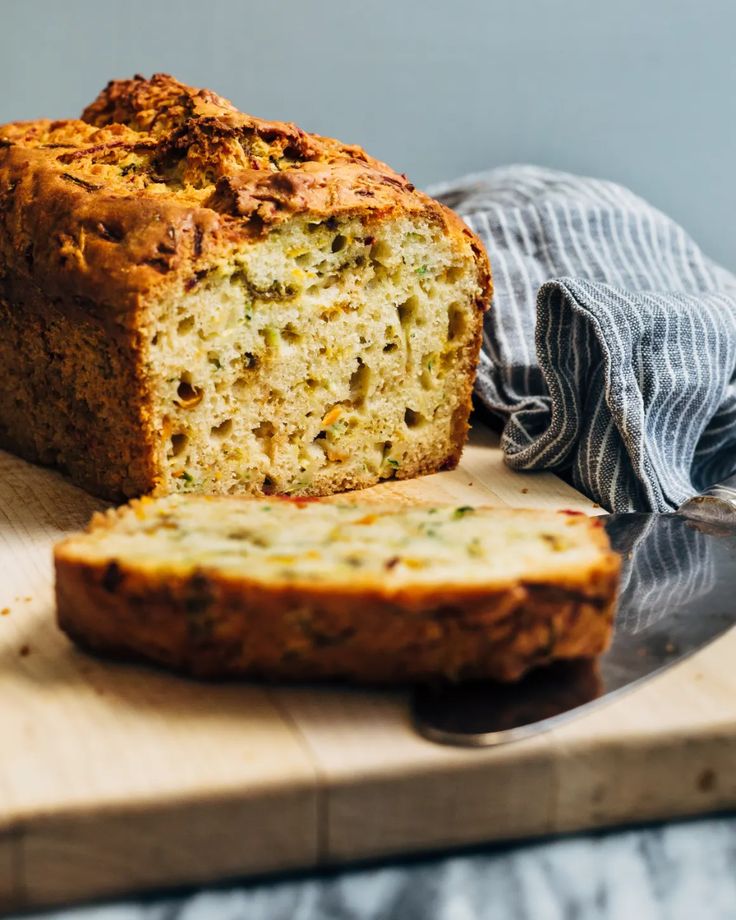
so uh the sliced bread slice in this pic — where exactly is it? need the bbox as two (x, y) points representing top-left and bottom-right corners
(54, 496), (620, 683)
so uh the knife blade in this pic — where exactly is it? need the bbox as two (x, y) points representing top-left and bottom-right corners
(412, 472), (736, 747)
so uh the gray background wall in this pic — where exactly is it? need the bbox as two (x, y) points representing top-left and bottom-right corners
(1, 0), (734, 269)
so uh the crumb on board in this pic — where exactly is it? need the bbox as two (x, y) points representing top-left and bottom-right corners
(521, 488), (529, 494)
(19, 644), (30, 657)
(1, 607), (9, 616)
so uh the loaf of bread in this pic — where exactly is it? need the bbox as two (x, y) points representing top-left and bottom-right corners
(55, 497), (620, 683)
(0, 74), (491, 500)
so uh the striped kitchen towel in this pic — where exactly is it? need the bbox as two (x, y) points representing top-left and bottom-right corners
(430, 166), (736, 512)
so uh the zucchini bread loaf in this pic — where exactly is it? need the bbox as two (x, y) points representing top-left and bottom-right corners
(55, 497), (620, 683)
(0, 74), (491, 500)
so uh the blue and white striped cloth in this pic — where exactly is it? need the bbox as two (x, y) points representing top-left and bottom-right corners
(431, 166), (736, 512)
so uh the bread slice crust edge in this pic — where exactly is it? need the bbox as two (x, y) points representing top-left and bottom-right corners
(54, 501), (620, 683)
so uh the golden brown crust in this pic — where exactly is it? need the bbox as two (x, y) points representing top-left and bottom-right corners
(0, 279), (158, 496)
(55, 507), (619, 684)
(0, 73), (490, 314)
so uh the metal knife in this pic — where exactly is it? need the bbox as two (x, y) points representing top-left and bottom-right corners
(412, 471), (736, 747)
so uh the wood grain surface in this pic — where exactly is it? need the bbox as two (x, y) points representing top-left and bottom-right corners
(1, 422), (734, 910)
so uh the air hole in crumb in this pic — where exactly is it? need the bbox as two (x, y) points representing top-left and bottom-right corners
(349, 360), (371, 406)
(398, 296), (419, 328)
(282, 324), (301, 344)
(448, 303), (466, 341)
(254, 420), (275, 439)
(151, 332), (159, 346)
(368, 265), (388, 285)
(262, 475), (276, 495)
(211, 419), (233, 439)
(242, 352), (259, 370)
(170, 433), (188, 457)
(404, 408), (425, 429)
(296, 252), (311, 267)
(443, 265), (463, 284)
(369, 240), (392, 266)
(383, 342), (398, 353)
(331, 234), (347, 253)
(175, 380), (203, 408)
(253, 420), (276, 459)
(177, 316), (195, 335)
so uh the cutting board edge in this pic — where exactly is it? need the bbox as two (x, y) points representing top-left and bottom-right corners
(4, 780), (321, 911)
(8, 800), (736, 913)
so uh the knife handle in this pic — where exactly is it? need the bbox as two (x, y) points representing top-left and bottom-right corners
(678, 471), (736, 526)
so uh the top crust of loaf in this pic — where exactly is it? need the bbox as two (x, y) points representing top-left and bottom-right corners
(0, 73), (491, 313)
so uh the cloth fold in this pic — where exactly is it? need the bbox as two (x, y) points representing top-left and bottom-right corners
(431, 166), (736, 512)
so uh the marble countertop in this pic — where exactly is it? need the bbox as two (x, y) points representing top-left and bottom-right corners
(18, 814), (736, 920)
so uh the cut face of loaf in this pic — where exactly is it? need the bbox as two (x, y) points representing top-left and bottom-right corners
(0, 74), (491, 500)
(153, 214), (481, 495)
(55, 497), (621, 683)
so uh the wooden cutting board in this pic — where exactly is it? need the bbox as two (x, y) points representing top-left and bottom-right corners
(2, 421), (735, 911)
